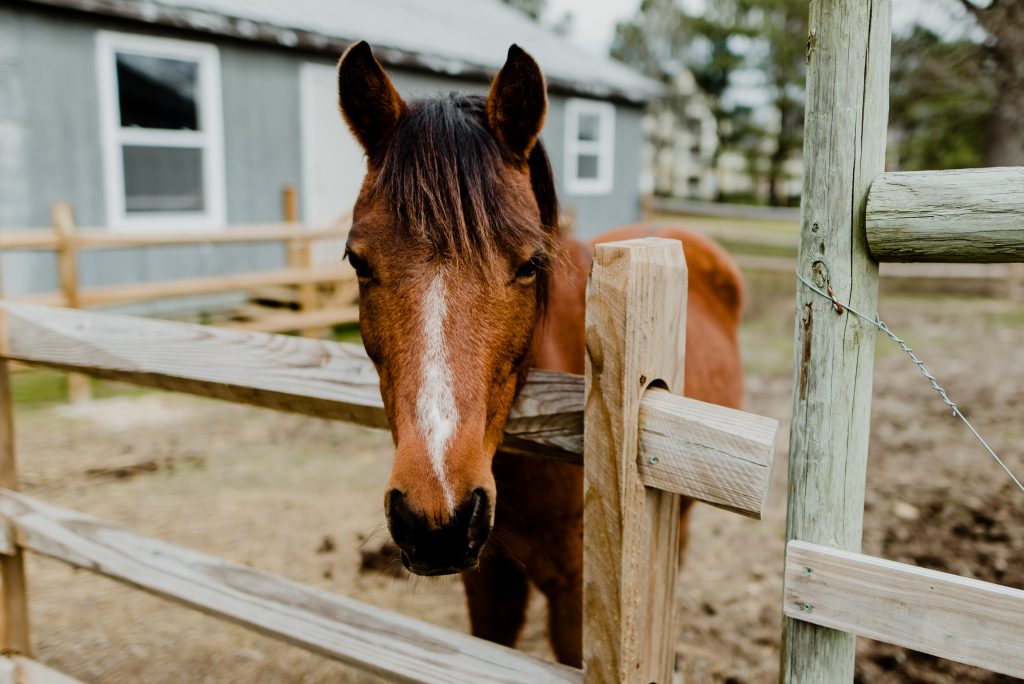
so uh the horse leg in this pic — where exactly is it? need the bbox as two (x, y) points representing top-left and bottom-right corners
(679, 495), (696, 560)
(539, 575), (583, 668)
(462, 552), (530, 647)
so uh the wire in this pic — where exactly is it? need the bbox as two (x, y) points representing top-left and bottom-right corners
(795, 270), (1024, 496)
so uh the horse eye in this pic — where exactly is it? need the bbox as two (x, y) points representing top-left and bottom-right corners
(515, 256), (542, 280)
(345, 250), (373, 279)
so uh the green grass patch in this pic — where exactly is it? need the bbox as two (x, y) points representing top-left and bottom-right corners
(11, 369), (149, 409)
(331, 322), (363, 344)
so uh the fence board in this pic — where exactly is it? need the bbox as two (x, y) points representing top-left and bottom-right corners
(638, 388), (776, 518)
(0, 225), (350, 251)
(0, 489), (578, 684)
(583, 239), (687, 683)
(784, 541), (1024, 679)
(0, 302), (777, 517)
(867, 168), (1024, 263)
(2, 657), (83, 684)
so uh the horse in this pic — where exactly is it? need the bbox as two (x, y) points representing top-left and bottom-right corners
(336, 41), (744, 667)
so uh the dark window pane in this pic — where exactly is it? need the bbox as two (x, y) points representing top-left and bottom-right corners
(577, 113), (600, 141)
(577, 153), (599, 180)
(117, 53), (199, 130)
(122, 145), (204, 213)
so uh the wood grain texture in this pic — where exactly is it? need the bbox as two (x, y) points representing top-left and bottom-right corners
(0, 302), (777, 516)
(0, 362), (29, 655)
(866, 168), (1024, 263)
(784, 541), (1024, 678)
(783, 1), (891, 682)
(638, 388), (776, 519)
(0, 490), (578, 684)
(583, 238), (686, 684)
(5, 657), (83, 684)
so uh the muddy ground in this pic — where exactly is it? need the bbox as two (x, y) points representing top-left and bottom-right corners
(10, 271), (1023, 683)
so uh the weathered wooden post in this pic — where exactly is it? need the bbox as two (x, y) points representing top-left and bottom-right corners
(0, 307), (30, 655)
(283, 185), (318, 338)
(51, 202), (91, 404)
(783, 0), (891, 681)
(584, 238), (687, 683)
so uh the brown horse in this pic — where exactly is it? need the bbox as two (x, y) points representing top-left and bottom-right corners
(337, 41), (743, 667)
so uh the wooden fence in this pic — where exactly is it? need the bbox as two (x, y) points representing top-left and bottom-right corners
(0, 187), (357, 329)
(0, 238), (780, 682)
(782, 1), (1024, 681)
(647, 196), (1024, 298)
(0, 187), (358, 402)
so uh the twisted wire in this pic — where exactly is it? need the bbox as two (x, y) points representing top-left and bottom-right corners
(795, 271), (1024, 495)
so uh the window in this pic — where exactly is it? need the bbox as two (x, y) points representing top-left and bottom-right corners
(564, 99), (615, 195)
(97, 32), (225, 231)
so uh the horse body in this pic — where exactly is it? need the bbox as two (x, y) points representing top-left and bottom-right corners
(469, 226), (743, 664)
(336, 41), (743, 667)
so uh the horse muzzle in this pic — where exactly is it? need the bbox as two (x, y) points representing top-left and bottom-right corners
(386, 487), (492, 575)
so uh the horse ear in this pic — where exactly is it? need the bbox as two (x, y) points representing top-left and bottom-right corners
(337, 41), (406, 162)
(486, 45), (547, 162)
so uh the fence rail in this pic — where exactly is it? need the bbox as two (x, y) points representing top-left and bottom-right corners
(783, 540), (1024, 679)
(0, 301), (775, 518)
(0, 239), (780, 682)
(0, 489), (579, 684)
(0, 187), (356, 330)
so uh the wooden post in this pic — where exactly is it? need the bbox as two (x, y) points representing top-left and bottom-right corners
(583, 238), (686, 684)
(51, 202), (91, 404)
(0, 312), (30, 655)
(782, 1), (891, 682)
(284, 186), (319, 338)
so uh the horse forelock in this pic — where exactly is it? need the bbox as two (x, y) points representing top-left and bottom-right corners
(370, 94), (560, 293)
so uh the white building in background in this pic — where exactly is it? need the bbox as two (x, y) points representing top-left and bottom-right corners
(642, 69), (719, 201)
(641, 68), (804, 205)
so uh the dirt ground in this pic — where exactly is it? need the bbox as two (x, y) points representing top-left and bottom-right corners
(10, 270), (1023, 683)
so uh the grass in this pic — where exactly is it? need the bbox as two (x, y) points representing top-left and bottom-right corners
(10, 369), (149, 409)
(330, 322), (362, 344)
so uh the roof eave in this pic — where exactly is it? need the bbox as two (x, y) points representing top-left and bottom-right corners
(18, 0), (662, 105)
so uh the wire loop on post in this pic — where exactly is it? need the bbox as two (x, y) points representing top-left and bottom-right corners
(796, 271), (1023, 495)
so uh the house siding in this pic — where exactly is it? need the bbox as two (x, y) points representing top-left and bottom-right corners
(0, 3), (645, 306)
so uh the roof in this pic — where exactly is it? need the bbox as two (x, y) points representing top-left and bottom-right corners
(25, 0), (663, 103)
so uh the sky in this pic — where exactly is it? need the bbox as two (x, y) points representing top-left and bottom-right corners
(543, 0), (969, 59)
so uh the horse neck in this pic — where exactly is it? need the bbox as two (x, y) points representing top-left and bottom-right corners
(529, 232), (592, 376)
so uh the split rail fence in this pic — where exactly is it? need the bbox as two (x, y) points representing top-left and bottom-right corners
(782, 1), (1024, 681)
(0, 186), (358, 402)
(0, 238), (779, 682)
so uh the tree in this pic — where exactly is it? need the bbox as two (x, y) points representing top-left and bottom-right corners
(888, 26), (995, 170)
(612, 0), (807, 205)
(717, 0), (807, 205)
(612, 0), (751, 199)
(947, 0), (1024, 166)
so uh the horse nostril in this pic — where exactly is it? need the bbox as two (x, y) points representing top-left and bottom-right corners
(466, 488), (491, 553)
(386, 489), (418, 550)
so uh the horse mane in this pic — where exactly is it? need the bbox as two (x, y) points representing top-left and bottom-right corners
(370, 94), (561, 301)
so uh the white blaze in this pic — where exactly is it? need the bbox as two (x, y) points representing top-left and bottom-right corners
(416, 272), (458, 511)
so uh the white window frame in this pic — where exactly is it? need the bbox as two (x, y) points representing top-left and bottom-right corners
(563, 98), (616, 196)
(96, 31), (226, 232)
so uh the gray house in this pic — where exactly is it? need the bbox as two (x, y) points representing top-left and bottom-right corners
(0, 0), (661, 305)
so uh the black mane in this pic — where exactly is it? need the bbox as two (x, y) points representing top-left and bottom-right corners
(371, 94), (561, 266)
